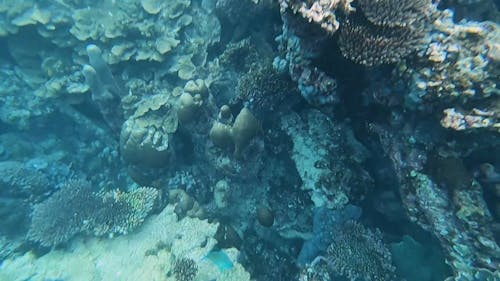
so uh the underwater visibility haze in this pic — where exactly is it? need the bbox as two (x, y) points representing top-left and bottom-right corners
(0, 0), (499, 280)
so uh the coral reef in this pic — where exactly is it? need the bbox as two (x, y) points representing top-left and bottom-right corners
(1, 1), (499, 281)
(0, 0), (221, 131)
(1, 205), (250, 281)
(0, 160), (51, 200)
(274, 14), (339, 105)
(83, 44), (123, 132)
(298, 205), (362, 265)
(27, 179), (158, 246)
(27, 179), (98, 247)
(398, 14), (499, 116)
(236, 61), (298, 119)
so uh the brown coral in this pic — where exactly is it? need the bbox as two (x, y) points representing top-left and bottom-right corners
(338, 0), (432, 66)
(339, 19), (425, 66)
(356, 0), (432, 28)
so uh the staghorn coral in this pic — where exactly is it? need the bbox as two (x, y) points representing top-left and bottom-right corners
(326, 220), (396, 281)
(27, 179), (158, 247)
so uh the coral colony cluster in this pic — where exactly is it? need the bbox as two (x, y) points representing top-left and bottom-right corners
(0, 0), (499, 280)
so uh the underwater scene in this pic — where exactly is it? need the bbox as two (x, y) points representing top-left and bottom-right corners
(0, 0), (499, 280)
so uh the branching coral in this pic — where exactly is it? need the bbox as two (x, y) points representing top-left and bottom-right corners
(27, 179), (99, 247)
(326, 220), (396, 281)
(356, 0), (432, 28)
(93, 187), (159, 236)
(339, 19), (427, 66)
(173, 257), (198, 281)
(338, 0), (433, 66)
(27, 179), (158, 247)
(237, 62), (297, 118)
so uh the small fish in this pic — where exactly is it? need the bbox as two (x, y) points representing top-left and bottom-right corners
(202, 250), (234, 272)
